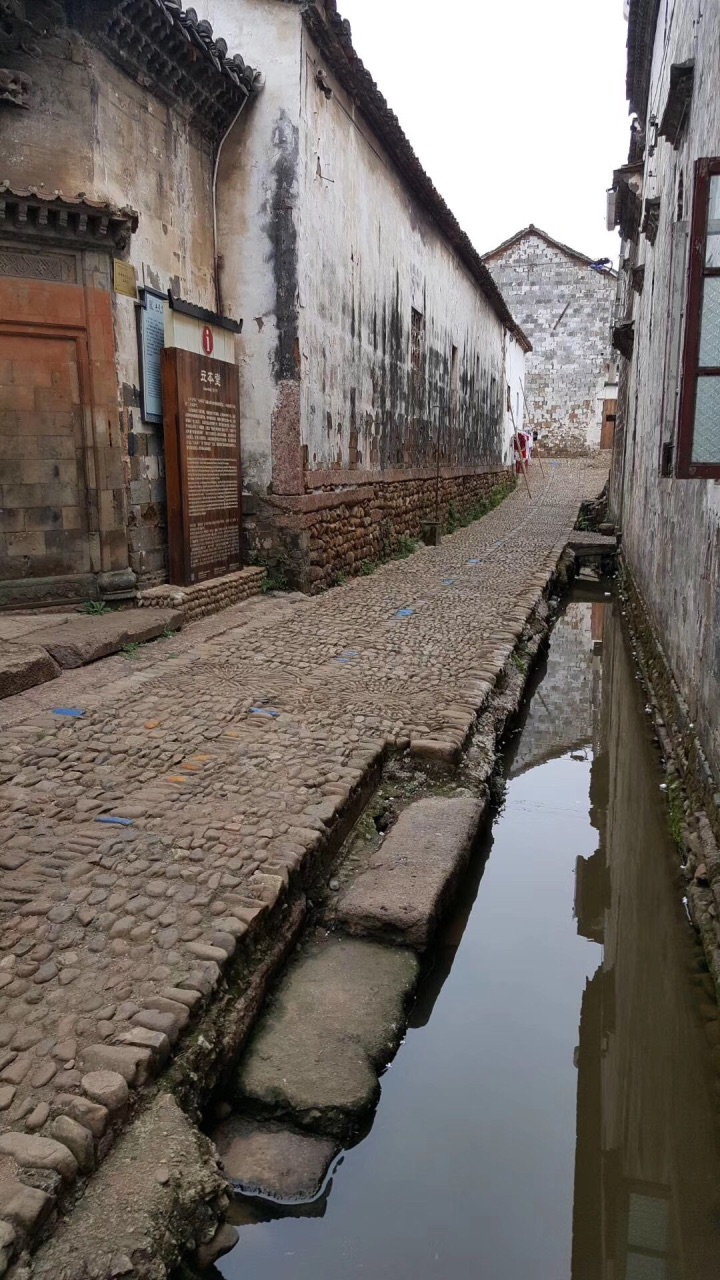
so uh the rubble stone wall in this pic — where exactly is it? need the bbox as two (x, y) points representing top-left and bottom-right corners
(244, 468), (513, 593)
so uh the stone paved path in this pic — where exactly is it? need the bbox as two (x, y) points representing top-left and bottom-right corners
(0, 460), (606, 1161)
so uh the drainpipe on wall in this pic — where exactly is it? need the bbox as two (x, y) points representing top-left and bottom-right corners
(211, 82), (262, 314)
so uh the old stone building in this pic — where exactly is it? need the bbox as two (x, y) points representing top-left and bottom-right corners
(484, 226), (618, 455)
(607, 0), (720, 784)
(0, 0), (529, 604)
(0, 0), (259, 606)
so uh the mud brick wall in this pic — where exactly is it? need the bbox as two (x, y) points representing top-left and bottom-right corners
(245, 469), (512, 593)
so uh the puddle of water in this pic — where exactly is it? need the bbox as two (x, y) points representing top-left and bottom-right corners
(218, 596), (720, 1280)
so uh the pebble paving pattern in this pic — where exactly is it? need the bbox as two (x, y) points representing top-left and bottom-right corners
(0, 460), (606, 1159)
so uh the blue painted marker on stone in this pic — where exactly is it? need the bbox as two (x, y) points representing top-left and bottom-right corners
(95, 817), (134, 826)
(53, 708), (85, 718)
(395, 608), (414, 618)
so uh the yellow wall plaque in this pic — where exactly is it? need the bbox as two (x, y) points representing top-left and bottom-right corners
(113, 259), (137, 298)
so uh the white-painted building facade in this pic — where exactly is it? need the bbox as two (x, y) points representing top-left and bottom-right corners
(203, 0), (530, 586)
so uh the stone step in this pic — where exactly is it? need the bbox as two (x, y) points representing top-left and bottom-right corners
(27, 608), (183, 669)
(212, 1116), (339, 1204)
(331, 793), (485, 949)
(235, 933), (419, 1140)
(0, 645), (60, 701)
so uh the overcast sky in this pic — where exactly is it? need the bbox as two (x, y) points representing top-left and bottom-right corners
(338, 0), (630, 265)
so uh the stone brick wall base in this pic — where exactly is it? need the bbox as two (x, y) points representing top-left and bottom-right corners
(243, 469), (514, 593)
(137, 567), (266, 624)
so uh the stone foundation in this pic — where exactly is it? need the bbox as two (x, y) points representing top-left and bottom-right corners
(618, 558), (720, 1005)
(137, 566), (266, 623)
(243, 469), (514, 593)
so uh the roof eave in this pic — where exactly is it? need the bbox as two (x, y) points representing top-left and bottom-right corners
(300, 2), (528, 346)
(626, 0), (661, 121)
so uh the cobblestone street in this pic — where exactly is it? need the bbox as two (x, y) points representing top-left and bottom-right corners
(0, 459), (606, 1225)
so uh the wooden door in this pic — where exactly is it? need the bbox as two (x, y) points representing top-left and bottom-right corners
(601, 399), (617, 450)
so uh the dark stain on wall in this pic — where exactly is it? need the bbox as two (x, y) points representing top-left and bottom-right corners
(266, 110), (300, 383)
(335, 267), (503, 473)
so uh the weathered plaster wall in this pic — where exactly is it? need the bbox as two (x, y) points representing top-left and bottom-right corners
(297, 27), (507, 485)
(504, 331), (526, 463)
(201, 0), (304, 497)
(2, 25), (218, 585)
(486, 235), (616, 454)
(612, 0), (720, 782)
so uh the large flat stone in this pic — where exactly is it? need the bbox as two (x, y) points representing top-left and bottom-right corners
(237, 933), (419, 1138)
(29, 609), (183, 669)
(212, 1117), (338, 1202)
(0, 644), (60, 700)
(334, 794), (484, 948)
(0, 614), (72, 642)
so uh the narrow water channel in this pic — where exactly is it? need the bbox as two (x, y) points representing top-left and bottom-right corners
(217, 592), (720, 1279)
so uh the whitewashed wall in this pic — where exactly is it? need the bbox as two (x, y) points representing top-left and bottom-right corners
(297, 26), (507, 477)
(486, 234), (616, 454)
(504, 331), (527, 464)
(613, 0), (720, 779)
(199, 0), (513, 496)
(200, 0), (304, 493)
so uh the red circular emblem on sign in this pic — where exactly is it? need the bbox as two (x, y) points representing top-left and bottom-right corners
(202, 325), (214, 356)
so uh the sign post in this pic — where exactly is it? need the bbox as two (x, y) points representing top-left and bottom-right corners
(161, 347), (242, 585)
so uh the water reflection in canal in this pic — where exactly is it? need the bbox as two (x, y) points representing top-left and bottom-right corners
(218, 594), (720, 1280)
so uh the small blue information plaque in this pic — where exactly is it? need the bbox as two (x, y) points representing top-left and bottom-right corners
(138, 287), (166, 425)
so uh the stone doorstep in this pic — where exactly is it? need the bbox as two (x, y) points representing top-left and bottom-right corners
(0, 645), (60, 702)
(28, 608), (184, 670)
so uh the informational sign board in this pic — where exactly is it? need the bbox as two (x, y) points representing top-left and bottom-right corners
(113, 258), (137, 298)
(137, 288), (166, 425)
(161, 347), (242, 586)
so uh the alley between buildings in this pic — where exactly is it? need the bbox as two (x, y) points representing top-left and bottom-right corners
(0, 460), (605, 1270)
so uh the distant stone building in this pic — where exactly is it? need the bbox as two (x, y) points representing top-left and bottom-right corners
(0, 0), (529, 606)
(607, 0), (720, 786)
(484, 226), (618, 455)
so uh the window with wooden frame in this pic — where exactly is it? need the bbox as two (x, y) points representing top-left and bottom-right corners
(677, 157), (720, 476)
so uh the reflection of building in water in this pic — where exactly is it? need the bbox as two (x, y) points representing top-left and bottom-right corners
(511, 601), (603, 776)
(572, 608), (720, 1279)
